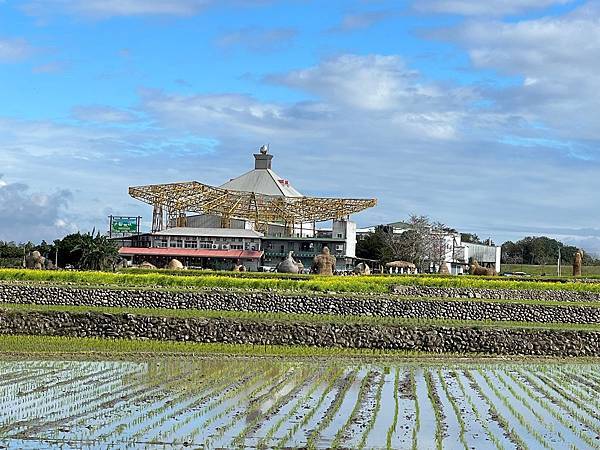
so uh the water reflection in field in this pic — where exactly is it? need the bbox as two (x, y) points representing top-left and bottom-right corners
(1, 358), (599, 449)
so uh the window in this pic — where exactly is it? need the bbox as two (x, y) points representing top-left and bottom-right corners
(337, 233), (343, 238)
(184, 240), (197, 249)
(199, 241), (213, 249)
(230, 244), (243, 250)
(300, 242), (314, 252)
(155, 239), (168, 248)
(170, 239), (183, 248)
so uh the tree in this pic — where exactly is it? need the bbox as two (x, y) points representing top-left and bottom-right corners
(356, 229), (390, 262)
(500, 236), (600, 265)
(73, 231), (119, 271)
(53, 233), (84, 268)
(461, 233), (484, 244)
(372, 215), (452, 272)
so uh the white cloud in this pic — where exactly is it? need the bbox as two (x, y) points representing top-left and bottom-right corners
(0, 38), (33, 62)
(444, 3), (600, 141)
(71, 105), (138, 123)
(0, 179), (76, 242)
(270, 54), (448, 111)
(22, 0), (275, 19)
(330, 11), (392, 32)
(216, 27), (297, 52)
(23, 0), (211, 18)
(415, 0), (573, 16)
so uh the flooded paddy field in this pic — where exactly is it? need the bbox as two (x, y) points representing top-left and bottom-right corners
(1, 357), (600, 449)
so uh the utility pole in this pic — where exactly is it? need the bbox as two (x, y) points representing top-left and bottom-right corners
(557, 247), (561, 277)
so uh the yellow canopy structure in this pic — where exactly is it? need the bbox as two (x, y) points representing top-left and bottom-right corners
(129, 180), (377, 232)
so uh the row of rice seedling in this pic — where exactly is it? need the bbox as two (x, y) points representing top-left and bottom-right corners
(4, 359), (600, 448)
(4, 267), (600, 293)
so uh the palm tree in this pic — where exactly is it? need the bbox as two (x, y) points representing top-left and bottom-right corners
(73, 230), (119, 271)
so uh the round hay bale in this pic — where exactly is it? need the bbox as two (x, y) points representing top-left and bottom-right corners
(166, 259), (184, 270)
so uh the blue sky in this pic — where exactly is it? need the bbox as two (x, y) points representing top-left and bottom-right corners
(1, 0), (600, 253)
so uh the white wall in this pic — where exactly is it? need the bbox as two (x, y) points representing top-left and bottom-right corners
(333, 219), (357, 258)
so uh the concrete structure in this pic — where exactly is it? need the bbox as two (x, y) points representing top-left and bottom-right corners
(122, 147), (376, 271)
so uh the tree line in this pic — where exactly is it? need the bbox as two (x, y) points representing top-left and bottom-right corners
(0, 232), (119, 270)
(501, 236), (599, 265)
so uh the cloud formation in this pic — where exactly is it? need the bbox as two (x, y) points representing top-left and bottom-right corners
(23, 0), (212, 18)
(330, 11), (392, 32)
(216, 27), (297, 52)
(441, 3), (600, 143)
(415, 0), (573, 16)
(0, 178), (75, 243)
(71, 105), (138, 123)
(22, 0), (276, 19)
(0, 38), (33, 62)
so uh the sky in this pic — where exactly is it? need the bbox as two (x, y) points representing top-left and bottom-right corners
(1, 0), (599, 253)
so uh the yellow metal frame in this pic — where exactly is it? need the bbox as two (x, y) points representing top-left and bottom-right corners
(129, 181), (377, 230)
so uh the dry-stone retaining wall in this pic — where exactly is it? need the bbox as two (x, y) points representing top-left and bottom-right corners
(1, 283), (599, 324)
(1, 309), (599, 357)
(390, 285), (600, 302)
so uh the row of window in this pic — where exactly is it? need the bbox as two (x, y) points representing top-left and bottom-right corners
(154, 238), (251, 251)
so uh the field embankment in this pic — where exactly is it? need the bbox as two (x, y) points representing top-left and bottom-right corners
(2, 268), (600, 357)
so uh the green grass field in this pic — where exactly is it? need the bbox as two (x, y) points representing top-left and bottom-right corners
(502, 264), (600, 276)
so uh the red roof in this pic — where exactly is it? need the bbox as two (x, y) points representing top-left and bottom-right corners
(118, 247), (263, 259)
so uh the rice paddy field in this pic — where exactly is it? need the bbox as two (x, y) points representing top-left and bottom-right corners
(2, 269), (600, 449)
(2, 357), (600, 449)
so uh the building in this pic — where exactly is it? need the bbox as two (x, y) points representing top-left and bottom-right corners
(119, 147), (377, 271)
(357, 221), (501, 274)
(118, 227), (264, 271)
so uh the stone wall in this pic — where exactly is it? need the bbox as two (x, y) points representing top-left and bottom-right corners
(1, 283), (599, 325)
(1, 309), (599, 357)
(390, 284), (600, 302)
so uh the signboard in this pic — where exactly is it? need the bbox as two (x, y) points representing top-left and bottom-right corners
(110, 216), (139, 234)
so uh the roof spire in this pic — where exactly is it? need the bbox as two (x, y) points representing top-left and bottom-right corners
(254, 145), (273, 169)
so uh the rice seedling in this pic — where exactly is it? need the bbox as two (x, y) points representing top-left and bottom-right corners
(330, 370), (373, 449)
(477, 369), (551, 449)
(464, 370), (528, 450)
(436, 368), (468, 450)
(424, 370), (446, 450)
(305, 368), (359, 449)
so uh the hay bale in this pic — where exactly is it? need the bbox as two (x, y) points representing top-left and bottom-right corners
(312, 247), (336, 276)
(166, 259), (184, 270)
(469, 259), (496, 276)
(25, 251), (45, 270)
(139, 261), (157, 269)
(276, 251), (301, 274)
(438, 263), (450, 275)
(353, 262), (371, 275)
(573, 250), (583, 277)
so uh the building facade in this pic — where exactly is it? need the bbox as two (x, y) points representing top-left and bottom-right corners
(119, 148), (375, 272)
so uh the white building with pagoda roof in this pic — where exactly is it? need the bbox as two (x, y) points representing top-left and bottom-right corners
(119, 146), (377, 271)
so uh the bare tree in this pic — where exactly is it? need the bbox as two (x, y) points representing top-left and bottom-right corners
(378, 215), (452, 272)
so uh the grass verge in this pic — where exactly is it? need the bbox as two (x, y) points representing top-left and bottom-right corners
(0, 334), (431, 358)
